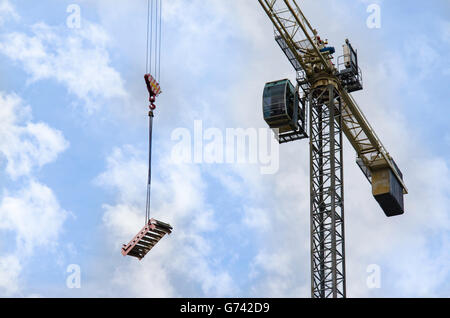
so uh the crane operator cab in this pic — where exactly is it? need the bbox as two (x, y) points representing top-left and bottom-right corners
(263, 79), (308, 144)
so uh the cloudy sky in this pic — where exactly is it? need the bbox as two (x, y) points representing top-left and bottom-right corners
(0, 0), (448, 298)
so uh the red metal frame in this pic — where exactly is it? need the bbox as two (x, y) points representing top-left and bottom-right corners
(122, 218), (173, 260)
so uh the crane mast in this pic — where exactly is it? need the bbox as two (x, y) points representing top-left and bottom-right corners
(258, 0), (408, 298)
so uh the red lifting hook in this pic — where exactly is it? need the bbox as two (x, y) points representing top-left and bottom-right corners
(145, 74), (161, 111)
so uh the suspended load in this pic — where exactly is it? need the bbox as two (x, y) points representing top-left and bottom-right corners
(122, 219), (173, 260)
(263, 79), (307, 144)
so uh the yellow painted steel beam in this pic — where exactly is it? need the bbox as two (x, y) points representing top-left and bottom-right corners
(282, 0), (331, 72)
(338, 86), (408, 194)
(258, 0), (309, 72)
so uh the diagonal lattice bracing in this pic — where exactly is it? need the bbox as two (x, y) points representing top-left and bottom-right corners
(309, 85), (346, 298)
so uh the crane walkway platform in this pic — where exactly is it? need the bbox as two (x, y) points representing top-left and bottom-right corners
(122, 219), (173, 260)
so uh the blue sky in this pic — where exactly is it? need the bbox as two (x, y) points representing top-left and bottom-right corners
(0, 0), (448, 297)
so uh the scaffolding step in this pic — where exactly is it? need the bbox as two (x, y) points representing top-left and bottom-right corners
(122, 218), (173, 260)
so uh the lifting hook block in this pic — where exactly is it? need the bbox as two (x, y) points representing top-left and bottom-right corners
(145, 74), (162, 111)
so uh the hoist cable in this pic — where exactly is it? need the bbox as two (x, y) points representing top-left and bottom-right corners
(158, 0), (162, 82)
(144, 0), (162, 224)
(145, 0), (162, 80)
(149, 0), (154, 74)
(154, 0), (158, 79)
(145, 114), (154, 223)
(145, 0), (150, 74)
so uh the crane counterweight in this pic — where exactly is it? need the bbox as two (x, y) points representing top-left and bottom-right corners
(372, 160), (405, 217)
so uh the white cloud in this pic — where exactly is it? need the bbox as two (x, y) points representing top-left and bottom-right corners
(111, 261), (175, 298)
(242, 207), (271, 231)
(0, 91), (69, 296)
(0, 22), (127, 113)
(0, 255), (21, 296)
(0, 179), (68, 297)
(0, 0), (18, 26)
(95, 146), (147, 206)
(249, 251), (308, 298)
(0, 180), (68, 253)
(0, 92), (69, 179)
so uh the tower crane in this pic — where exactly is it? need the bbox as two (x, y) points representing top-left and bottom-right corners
(258, 0), (408, 298)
